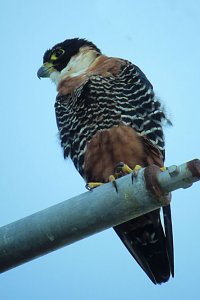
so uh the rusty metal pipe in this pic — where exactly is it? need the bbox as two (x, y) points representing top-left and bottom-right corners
(0, 159), (199, 273)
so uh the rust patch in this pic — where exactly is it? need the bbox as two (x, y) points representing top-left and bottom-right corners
(187, 159), (200, 178)
(144, 165), (171, 206)
(88, 56), (126, 77)
(57, 74), (88, 95)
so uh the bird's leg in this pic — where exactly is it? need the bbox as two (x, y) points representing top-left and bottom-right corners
(115, 162), (167, 174)
(86, 164), (167, 190)
(86, 162), (147, 192)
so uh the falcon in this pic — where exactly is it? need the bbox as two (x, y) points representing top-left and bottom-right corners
(37, 38), (174, 284)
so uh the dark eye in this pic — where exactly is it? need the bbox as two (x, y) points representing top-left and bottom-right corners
(51, 48), (65, 60)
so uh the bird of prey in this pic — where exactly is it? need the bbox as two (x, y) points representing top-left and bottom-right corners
(37, 38), (174, 284)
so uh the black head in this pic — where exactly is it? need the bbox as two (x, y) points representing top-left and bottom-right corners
(43, 38), (101, 72)
(37, 38), (101, 79)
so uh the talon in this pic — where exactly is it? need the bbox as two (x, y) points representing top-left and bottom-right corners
(109, 175), (118, 192)
(131, 172), (134, 184)
(86, 182), (103, 190)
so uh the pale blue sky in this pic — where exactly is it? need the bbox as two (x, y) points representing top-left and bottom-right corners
(0, 1), (199, 299)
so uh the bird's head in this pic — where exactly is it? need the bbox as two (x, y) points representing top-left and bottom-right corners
(37, 38), (101, 85)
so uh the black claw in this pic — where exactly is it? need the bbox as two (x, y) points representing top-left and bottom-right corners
(85, 184), (93, 191)
(112, 180), (118, 193)
(131, 173), (134, 184)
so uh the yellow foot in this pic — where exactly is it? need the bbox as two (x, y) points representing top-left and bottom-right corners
(114, 162), (133, 177)
(86, 182), (103, 190)
(133, 164), (142, 176)
(160, 166), (167, 172)
(108, 175), (116, 182)
(114, 162), (142, 184)
(86, 174), (118, 192)
(130, 164), (142, 184)
(114, 162), (143, 177)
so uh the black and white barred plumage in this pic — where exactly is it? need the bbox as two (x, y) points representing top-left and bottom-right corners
(55, 61), (167, 175)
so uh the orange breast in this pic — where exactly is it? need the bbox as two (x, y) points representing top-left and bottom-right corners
(83, 124), (163, 182)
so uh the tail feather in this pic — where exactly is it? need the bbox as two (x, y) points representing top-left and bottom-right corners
(163, 205), (174, 277)
(113, 206), (173, 284)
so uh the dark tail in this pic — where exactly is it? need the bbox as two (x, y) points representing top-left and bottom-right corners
(113, 205), (174, 284)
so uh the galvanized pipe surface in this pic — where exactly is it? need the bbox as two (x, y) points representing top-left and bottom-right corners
(0, 159), (199, 273)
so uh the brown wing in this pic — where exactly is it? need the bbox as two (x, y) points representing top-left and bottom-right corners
(84, 124), (174, 284)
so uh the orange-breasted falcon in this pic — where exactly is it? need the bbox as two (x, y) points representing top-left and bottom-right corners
(37, 38), (174, 284)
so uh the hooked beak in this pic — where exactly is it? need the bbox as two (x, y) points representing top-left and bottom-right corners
(37, 62), (55, 79)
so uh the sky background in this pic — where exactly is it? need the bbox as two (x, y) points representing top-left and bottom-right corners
(0, 0), (199, 299)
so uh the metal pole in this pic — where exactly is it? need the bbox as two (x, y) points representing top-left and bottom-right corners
(0, 159), (199, 273)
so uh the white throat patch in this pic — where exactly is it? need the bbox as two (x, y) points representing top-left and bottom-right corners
(50, 47), (98, 87)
